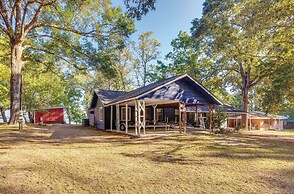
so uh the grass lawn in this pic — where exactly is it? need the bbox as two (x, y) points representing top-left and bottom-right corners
(0, 124), (293, 193)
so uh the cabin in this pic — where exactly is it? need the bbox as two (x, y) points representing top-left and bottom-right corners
(228, 111), (287, 130)
(34, 107), (65, 124)
(88, 74), (223, 136)
(283, 119), (294, 129)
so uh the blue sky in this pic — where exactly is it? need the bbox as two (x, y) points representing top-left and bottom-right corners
(114, 0), (205, 58)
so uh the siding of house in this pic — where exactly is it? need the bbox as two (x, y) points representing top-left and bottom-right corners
(284, 120), (294, 129)
(87, 109), (95, 127)
(95, 98), (105, 130)
(251, 118), (284, 130)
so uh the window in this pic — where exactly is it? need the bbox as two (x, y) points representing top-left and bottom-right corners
(99, 107), (103, 121)
(175, 109), (179, 116)
(264, 119), (270, 124)
(145, 108), (150, 121)
(156, 108), (164, 121)
(121, 107), (131, 121)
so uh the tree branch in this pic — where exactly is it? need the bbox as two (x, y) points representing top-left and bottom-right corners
(249, 74), (268, 87)
(26, 46), (87, 70)
(24, 0), (58, 35)
(0, 0), (13, 37)
(32, 23), (96, 37)
(32, 34), (94, 59)
(21, 0), (37, 36)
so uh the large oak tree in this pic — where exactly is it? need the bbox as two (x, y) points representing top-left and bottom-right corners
(0, 0), (139, 124)
(192, 0), (293, 129)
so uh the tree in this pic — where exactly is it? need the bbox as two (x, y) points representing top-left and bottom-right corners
(192, 0), (294, 129)
(166, 31), (240, 106)
(124, 0), (156, 20)
(257, 63), (294, 113)
(0, 37), (9, 123)
(111, 46), (133, 91)
(0, 0), (137, 124)
(132, 31), (160, 87)
(22, 63), (66, 122)
(146, 60), (170, 83)
(166, 31), (201, 77)
(0, 63), (9, 122)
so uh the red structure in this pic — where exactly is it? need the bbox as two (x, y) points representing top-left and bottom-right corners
(34, 107), (65, 124)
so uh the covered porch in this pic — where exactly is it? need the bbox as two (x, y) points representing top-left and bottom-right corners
(105, 98), (216, 137)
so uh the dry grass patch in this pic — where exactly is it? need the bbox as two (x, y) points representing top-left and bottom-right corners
(0, 125), (293, 193)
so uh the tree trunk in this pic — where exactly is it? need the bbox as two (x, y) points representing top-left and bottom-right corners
(241, 85), (249, 130)
(0, 106), (7, 123)
(66, 108), (72, 125)
(28, 111), (34, 123)
(8, 42), (23, 124)
(143, 62), (147, 87)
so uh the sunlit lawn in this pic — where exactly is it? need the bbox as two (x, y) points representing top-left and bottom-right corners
(0, 124), (293, 193)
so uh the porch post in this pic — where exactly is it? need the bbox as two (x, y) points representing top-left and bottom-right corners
(179, 102), (182, 133)
(110, 105), (113, 131)
(249, 117), (252, 130)
(143, 100), (146, 134)
(116, 104), (120, 131)
(137, 100), (141, 135)
(153, 104), (157, 130)
(209, 104), (214, 131)
(183, 103), (187, 133)
(125, 104), (128, 134)
(235, 117), (237, 128)
(135, 100), (138, 136)
(195, 104), (198, 127)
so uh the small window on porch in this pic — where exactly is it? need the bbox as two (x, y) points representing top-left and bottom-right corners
(121, 107), (131, 121)
(156, 108), (164, 122)
(99, 107), (103, 121)
(145, 108), (150, 121)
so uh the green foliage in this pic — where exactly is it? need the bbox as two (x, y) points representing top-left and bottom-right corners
(166, 31), (201, 78)
(0, 37), (10, 111)
(132, 31), (160, 87)
(0, 63), (9, 109)
(190, 0), (293, 112)
(146, 61), (170, 83)
(214, 108), (228, 129)
(124, 0), (156, 20)
(22, 64), (66, 113)
(256, 63), (294, 113)
(0, 1), (137, 123)
(280, 110), (294, 119)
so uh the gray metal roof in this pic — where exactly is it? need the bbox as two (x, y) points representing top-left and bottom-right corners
(91, 74), (223, 107)
(89, 89), (128, 108)
(108, 75), (183, 104)
(95, 89), (128, 104)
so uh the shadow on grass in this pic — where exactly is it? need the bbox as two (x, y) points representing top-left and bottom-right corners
(117, 132), (294, 165)
(1, 125), (294, 163)
(260, 167), (294, 193)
